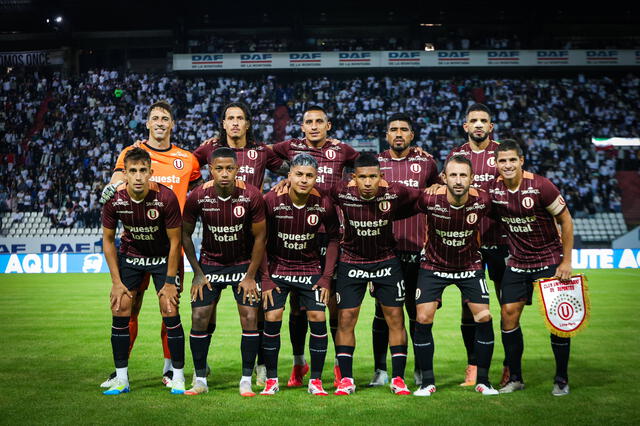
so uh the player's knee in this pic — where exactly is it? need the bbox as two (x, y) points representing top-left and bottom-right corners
(415, 312), (434, 325)
(338, 309), (358, 328)
(306, 310), (325, 323)
(265, 309), (284, 322)
(240, 308), (258, 327)
(191, 307), (211, 329)
(473, 309), (492, 323)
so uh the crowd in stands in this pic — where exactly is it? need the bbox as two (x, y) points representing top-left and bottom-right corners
(1, 69), (638, 230)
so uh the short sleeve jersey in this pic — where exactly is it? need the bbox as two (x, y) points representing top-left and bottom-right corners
(378, 147), (440, 252)
(447, 140), (506, 246)
(489, 171), (566, 268)
(115, 143), (201, 211)
(417, 187), (491, 272)
(330, 180), (421, 264)
(192, 141), (284, 189)
(102, 182), (182, 257)
(272, 138), (359, 192)
(264, 189), (339, 275)
(183, 180), (266, 266)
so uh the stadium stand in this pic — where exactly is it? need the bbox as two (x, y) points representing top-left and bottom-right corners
(1, 70), (637, 245)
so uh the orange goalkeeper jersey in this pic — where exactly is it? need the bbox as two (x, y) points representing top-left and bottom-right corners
(114, 142), (201, 211)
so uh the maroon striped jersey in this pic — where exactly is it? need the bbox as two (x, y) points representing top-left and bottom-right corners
(447, 140), (506, 246)
(264, 188), (339, 275)
(489, 171), (566, 268)
(330, 180), (421, 264)
(417, 187), (490, 272)
(193, 142), (284, 190)
(102, 182), (182, 257)
(271, 138), (359, 191)
(378, 147), (440, 252)
(183, 180), (266, 266)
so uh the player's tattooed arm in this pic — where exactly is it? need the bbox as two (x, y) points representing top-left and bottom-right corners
(238, 220), (267, 305)
(103, 226), (132, 312)
(181, 220), (211, 302)
(554, 208), (574, 281)
(158, 226), (182, 313)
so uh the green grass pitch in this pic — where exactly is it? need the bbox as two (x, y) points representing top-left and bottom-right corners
(0, 269), (638, 425)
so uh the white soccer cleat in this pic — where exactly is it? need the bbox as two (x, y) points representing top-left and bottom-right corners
(308, 378), (329, 396)
(191, 365), (212, 387)
(499, 380), (525, 393)
(390, 377), (411, 395)
(368, 369), (389, 387)
(552, 381), (570, 396)
(239, 378), (255, 397)
(185, 381), (209, 396)
(170, 377), (185, 395)
(413, 384), (436, 396)
(102, 378), (130, 395)
(334, 377), (356, 396)
(255, 364), (267, 387)
(100, 371), (117, 388)
(260, 378), (280, 395)
(162, 370), (173, 388)
(475, 383), (499, 395)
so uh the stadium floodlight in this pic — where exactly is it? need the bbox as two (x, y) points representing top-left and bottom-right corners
(55, 16), (63, 23)
(424, 43), (435, 51)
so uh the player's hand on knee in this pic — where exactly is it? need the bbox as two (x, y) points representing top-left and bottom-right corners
(313, 284), (330, 305)
(191, 271), (211, 302)
(100, 180), (123, 204)
(159, 284), (179, 313)
(110, 281), (132, 312)
(238, 278), (259, 306)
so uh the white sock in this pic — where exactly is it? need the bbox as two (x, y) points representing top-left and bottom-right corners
(116, 367), (128, 382)
(195, 377), (208, 386)
(163, 358), (173, 374)
(172, 368), (184, 382)
(241, 375), (252, 383)
(294, 355), (306, 366)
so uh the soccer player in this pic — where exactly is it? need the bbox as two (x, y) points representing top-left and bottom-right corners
(489, 140), (574, 396)
(260, 153), (340, 396)
(100, 100), (201, 388)
(102, 147), (186, 395)
(370, 113), (440, 387)
(182, 147), (267, 397)
(271, 105), (359, 387)
(330, 153), (421, 396)
(412, 155), (498, 396)
(445, 103), (509, 386)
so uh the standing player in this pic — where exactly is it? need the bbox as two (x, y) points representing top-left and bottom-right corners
(412, 155), (498, 396)
(489, 140), (574, 396)
(182, 147), (267, 397)
(102, 148), (185, 395)
(446, 103), (509, 386)
(370, 113), (440, 387)
(100, 100), (201, 388)
(271, 105), (359, 387)
(331, 153), (421, 396)
(260, 154), (340, 396)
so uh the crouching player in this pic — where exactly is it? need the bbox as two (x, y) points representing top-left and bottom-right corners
(182, 147), (267, 396)
(102, 147), (185, 395)
(412, 155), (498, 396)
(260, 154), (340, 396)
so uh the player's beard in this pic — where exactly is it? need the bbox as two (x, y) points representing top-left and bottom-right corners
(391, 142), (409, 154)
(468, 131), (488, 144)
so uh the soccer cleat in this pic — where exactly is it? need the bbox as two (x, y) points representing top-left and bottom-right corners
(368, 369), (389, 387)
(191, 365), (212, 387)
(499, 366), (510, 388)
(475, 383), (499, 395)
(459, 364), (477, 386)
(260, 378), (280, 395)
(170, 378), (185, 395)
(499, 380), (525, 393)
(287, 362), (309, 387)
(390, 377), (411, 395)
(308, 379), (329, 396)
(255, 364), (267, 387)
(333, 363), (342, 388)
(414, 370), (422, 386)
(334, 377), (356, 396)
(413, 384), (436, 396)
(102, 378), (130, 395)
(100, 371), (117, 388)
(552, 379), (570, 396)
(240, 379), (256, 397)
(185, 381), (209, 396)
(162, 370), (173, 388)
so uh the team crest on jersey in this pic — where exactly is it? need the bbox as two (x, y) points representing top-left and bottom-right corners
(487, 157), (496, 167)
(173, 159), (184, 170)
(378, 200), (391, 212)
(247, 149), (258, 160)
(147, 208), (159, 220)
(325, 149), (336, 160)
(466, 213), (478, 225)
(410, 163), (422, 173)
(522, 197), (534, 209)
(307, 214), (319, 226)
(233, 205), (246, 218)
